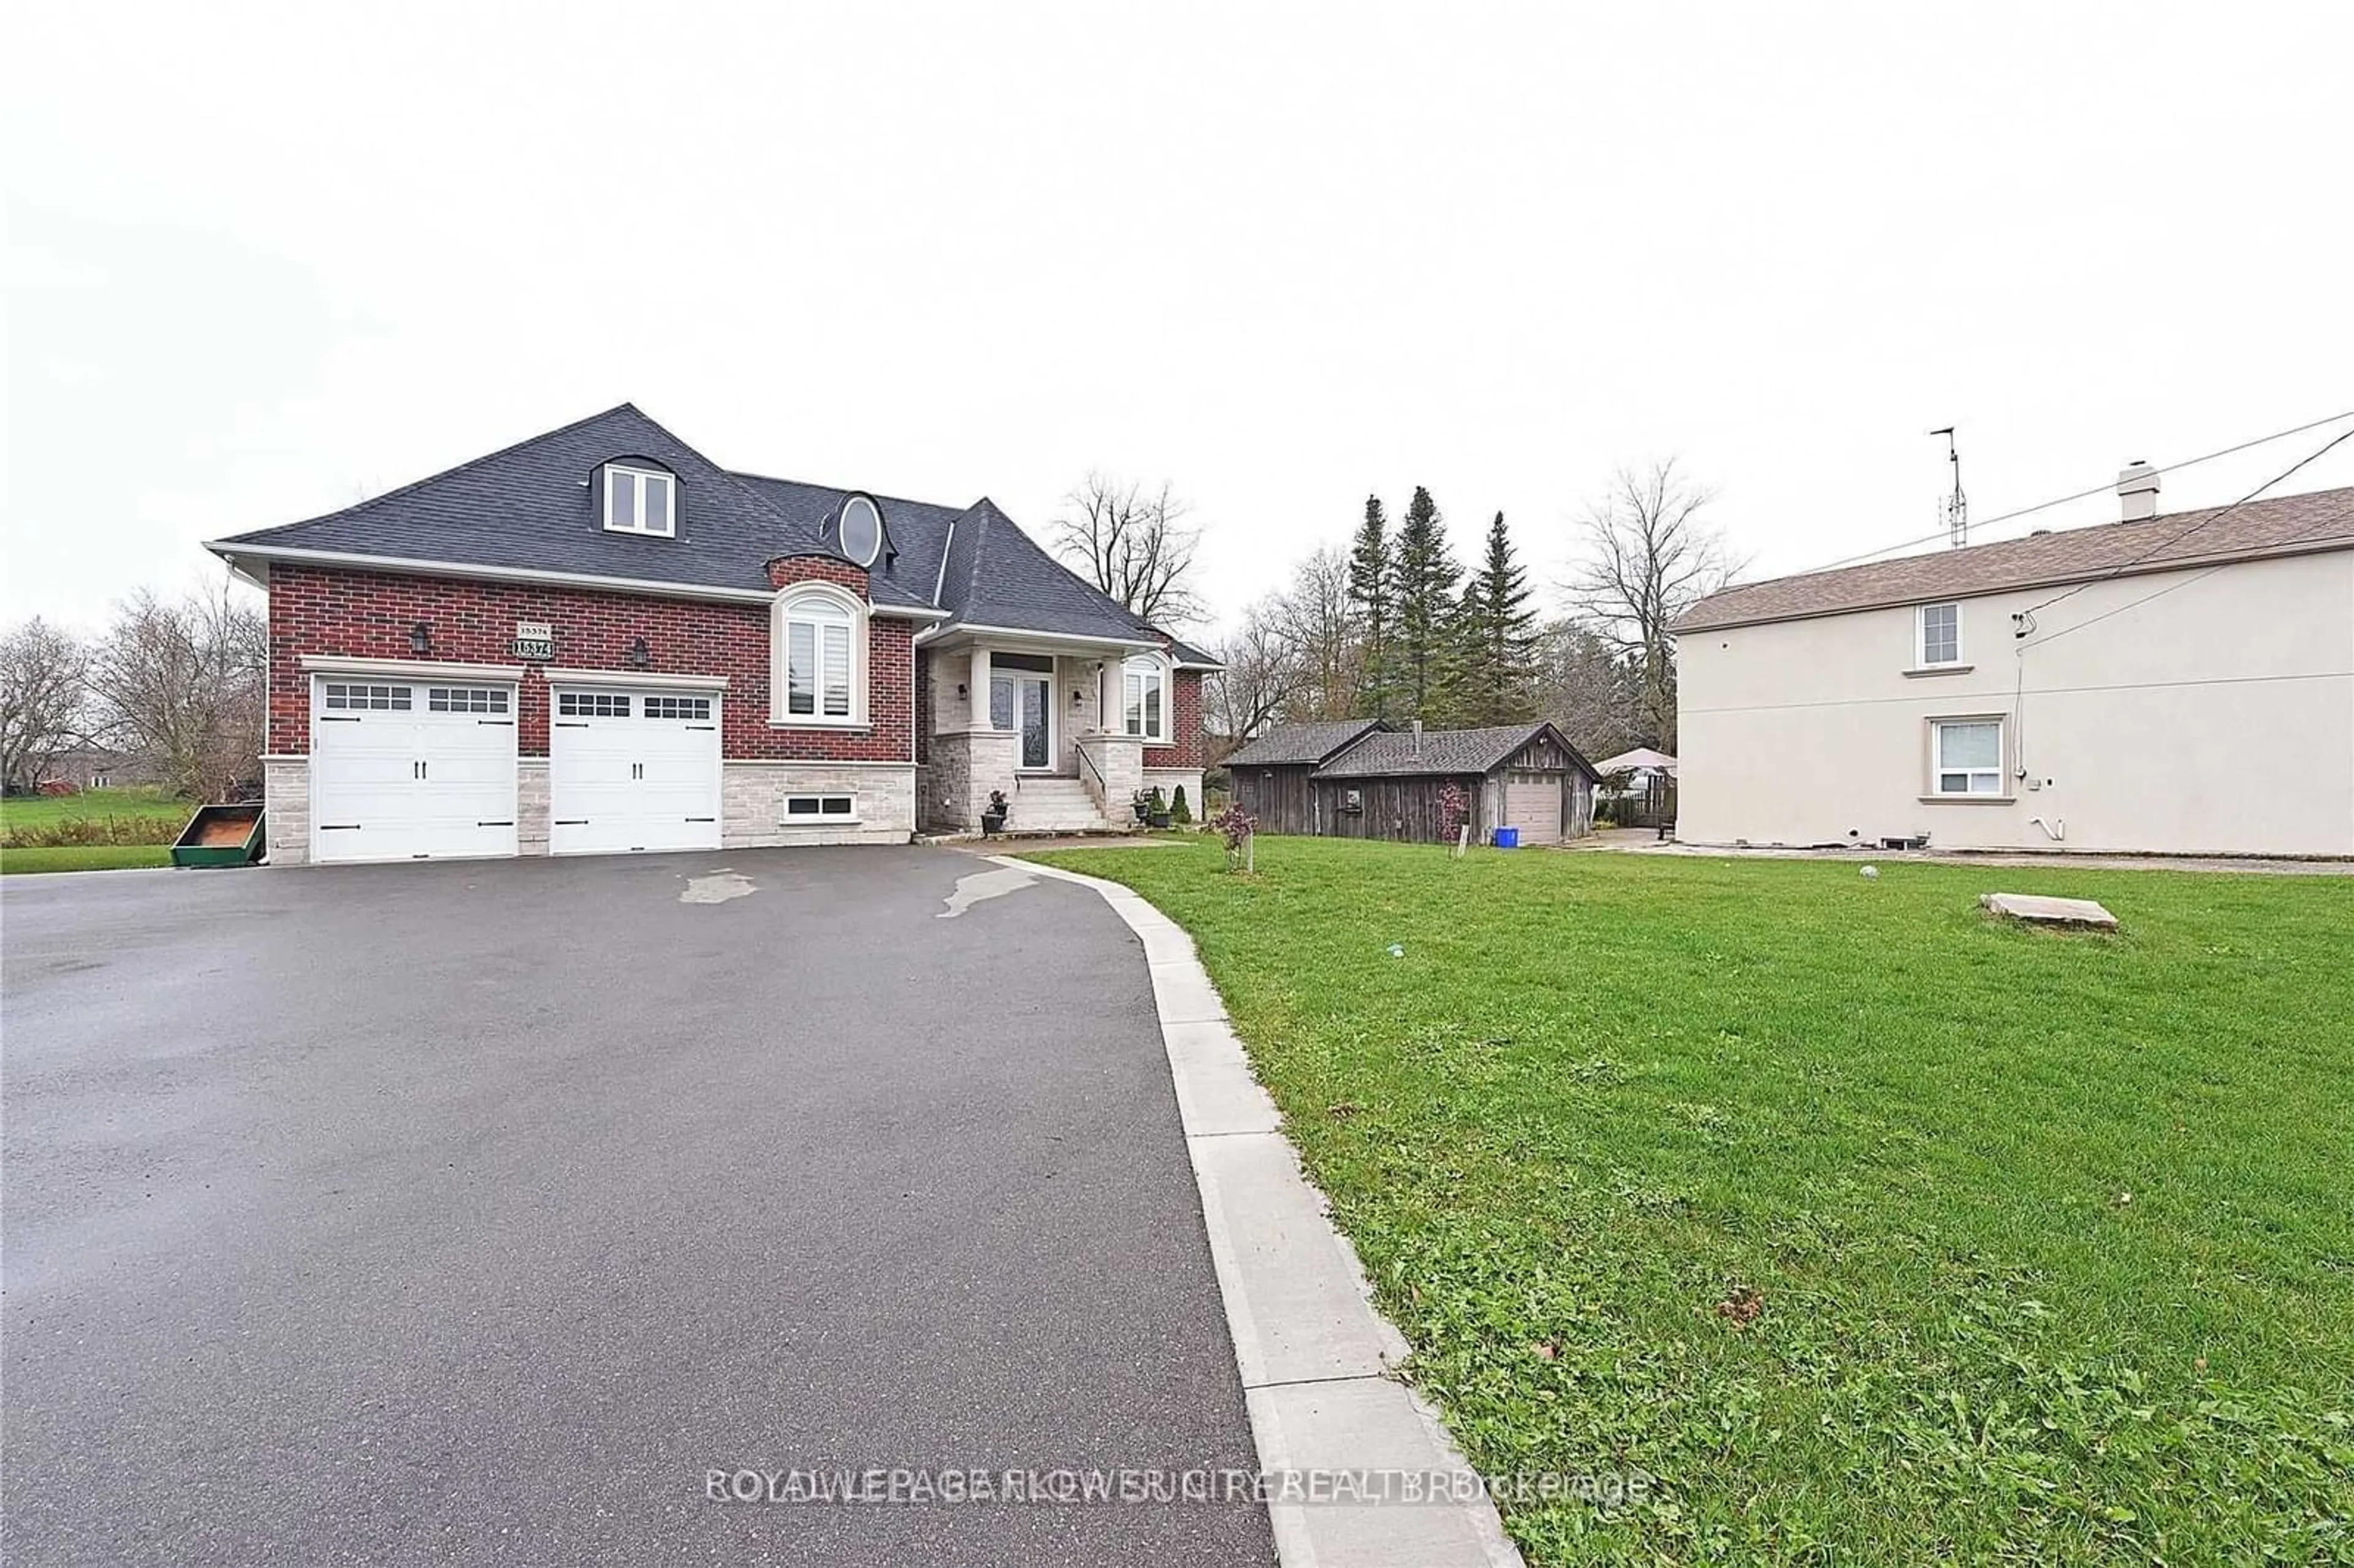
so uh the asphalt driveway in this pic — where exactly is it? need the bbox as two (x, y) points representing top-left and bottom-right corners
(2, 848), (1273, 1566)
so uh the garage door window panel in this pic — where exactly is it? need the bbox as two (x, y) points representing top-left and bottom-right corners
(324, 682), (409, 711)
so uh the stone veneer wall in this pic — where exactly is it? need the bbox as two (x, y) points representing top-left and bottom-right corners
(722, 761), (916, 847)
(262, 756), (310, 865)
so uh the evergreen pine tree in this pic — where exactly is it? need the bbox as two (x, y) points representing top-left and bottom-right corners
(1344, 495), (1394, 718)
(1390, 486), (1463, 723)
(1457, 510), (1539, 724)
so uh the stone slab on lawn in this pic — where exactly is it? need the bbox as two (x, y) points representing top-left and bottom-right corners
(1980, 892), (2119, 929)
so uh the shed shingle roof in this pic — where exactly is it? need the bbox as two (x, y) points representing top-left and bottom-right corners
(1312, 723), (1597, 780)
(1224, 720), (1389, 767)
(1676, 485), (2354, 633)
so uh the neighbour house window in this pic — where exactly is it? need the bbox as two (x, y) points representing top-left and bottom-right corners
(782, 793), (858, 820)
(603, 463), (676, 536)
(1916, 603), (1962, 667)
(1930, 718), (2005, 796)
(772, 587), (863, 725)
(1121, 656), (1170, 744)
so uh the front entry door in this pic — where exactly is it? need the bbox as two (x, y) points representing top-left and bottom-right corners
(991, 671), (1053, 769)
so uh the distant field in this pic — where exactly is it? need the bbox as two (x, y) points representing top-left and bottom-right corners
(0, 787), (191, 853)
(1026, 836), (2354, 1566)
(0, 844), (175, 874)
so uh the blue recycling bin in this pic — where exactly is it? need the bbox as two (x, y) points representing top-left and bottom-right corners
(1493, 826), (1521, 849)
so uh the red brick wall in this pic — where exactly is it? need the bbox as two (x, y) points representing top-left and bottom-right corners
(1146, 669), (1206, 769)
(267, 565), (913, 761)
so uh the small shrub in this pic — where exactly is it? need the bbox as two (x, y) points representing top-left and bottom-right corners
(1211, 803), (1258, 870)
(1170, 785), (1192, 825)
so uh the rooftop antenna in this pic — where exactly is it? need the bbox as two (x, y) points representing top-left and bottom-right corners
(1930, 426), (1967, 547)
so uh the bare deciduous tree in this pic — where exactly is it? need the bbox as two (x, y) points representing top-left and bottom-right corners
(1268, 546), (1358, 720)
(1531, 618), (1643, 759)
(88, 585), (267, 800)
(1051, 473), (1205, 628)
(1205, 596), (1300, 758)
(0, 617), (91, 793)
(1564, 459), (1745, 751)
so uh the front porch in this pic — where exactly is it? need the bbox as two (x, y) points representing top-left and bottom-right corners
(919, 635), (1162, 834)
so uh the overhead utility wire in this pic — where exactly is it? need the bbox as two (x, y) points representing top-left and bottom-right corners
(2017, 425), (2354, 647)
(1799, 409), (2354, 575)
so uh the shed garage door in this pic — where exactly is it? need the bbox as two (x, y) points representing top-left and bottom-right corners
(310, 678), (519, 863)
(1503, 772), (1563, 843)
(549, 688), (722, 856)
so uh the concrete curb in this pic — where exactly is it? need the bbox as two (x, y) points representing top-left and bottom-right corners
(1000, 857), (1526, 1568)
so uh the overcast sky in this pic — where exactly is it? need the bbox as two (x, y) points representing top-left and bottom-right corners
(6, 2), (2350, 636)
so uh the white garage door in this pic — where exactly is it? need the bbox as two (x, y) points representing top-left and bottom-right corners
(1503, 772), (1562, 844)
(549, 688), (722, 856)
(311, 679), (519, 863)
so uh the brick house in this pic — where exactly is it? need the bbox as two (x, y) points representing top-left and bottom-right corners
(206, 405), (1216, 866)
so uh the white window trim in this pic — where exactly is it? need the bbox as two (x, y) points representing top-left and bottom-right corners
(779, 792), (861, 825)
(1119, 653), (1173, 747)
(1914, 602), (1964, 669)
(1926, 715), (2009, 800)
(770, 583), (868, 729)
(603, 463), (677, 538)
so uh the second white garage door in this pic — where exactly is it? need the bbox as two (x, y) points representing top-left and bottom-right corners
(549, 688), (723, 856)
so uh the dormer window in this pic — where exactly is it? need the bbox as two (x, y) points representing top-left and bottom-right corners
(838, 495), (885, 568)
(604, 463), (676, 537)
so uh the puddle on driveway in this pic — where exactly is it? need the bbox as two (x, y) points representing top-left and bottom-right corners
(939, 864), (1037, 918)
(679, 869), (756, 905)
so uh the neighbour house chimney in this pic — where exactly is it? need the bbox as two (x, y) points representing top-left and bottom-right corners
(1410, 719), (1423, 759)
(2117, 460), (2160, 522)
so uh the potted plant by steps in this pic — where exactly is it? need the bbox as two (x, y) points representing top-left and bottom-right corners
(980, 789), (1010, 836)
(1144, 785), (1172, 830)
(1129, 788), (1152, 826)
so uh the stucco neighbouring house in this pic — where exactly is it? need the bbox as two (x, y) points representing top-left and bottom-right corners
(1674, 472), (2354, 857)
(204, 404), (1216, 866)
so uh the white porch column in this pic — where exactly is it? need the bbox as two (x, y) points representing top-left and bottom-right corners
(967, 644), (991, 729)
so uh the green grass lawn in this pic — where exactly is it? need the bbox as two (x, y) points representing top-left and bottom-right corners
(0, 786), (191, 846)
(0, 843), (175, 874)
(1026, 837), (2354, 1565)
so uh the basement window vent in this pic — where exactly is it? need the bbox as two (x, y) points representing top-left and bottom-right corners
(782, 793), (858, 822)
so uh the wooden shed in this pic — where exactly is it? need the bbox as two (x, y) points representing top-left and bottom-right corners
(1225, 719), (1390, 835)
(1309, 722), (1598, 845)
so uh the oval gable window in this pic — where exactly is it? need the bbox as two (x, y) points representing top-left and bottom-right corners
(838, 495), (884, 567)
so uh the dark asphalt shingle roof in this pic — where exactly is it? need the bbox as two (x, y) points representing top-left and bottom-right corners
(211, 404), (1219, 654)
(1224, 720), (1390, 767)
(217, 405), (829, 599)
(934, 500), (1190, 648)
(1676, 485), (2354, 633)
(1312, 723), (1598, 780)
